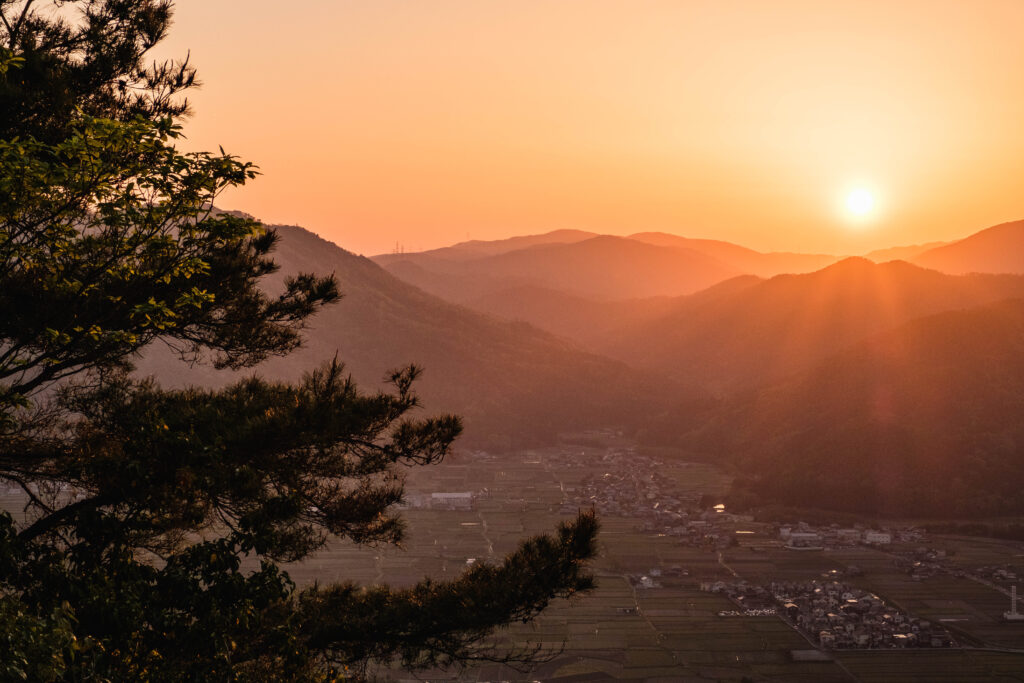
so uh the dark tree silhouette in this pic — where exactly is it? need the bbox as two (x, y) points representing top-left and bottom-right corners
(0, 0), (195, 142)
(0, 3), (597, 680)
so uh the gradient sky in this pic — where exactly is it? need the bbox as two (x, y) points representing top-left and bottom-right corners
(157, 1), (1024, 256)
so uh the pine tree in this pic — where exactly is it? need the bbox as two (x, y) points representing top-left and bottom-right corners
(0, 0), (195, 142)
(0, 3), (597, 680)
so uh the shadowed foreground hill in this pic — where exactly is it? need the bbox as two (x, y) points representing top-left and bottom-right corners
(610, 258), (1024, 391)
(666, 299), (1024, 516)
(138, 225), (665, 447)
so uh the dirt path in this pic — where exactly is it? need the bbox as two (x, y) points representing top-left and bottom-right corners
(718, 551), (739, 578)
(477, 511), (495, 559)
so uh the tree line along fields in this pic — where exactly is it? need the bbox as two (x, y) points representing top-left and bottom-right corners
(6, 432), (1024, 681)
(250, 439), (1024, 682)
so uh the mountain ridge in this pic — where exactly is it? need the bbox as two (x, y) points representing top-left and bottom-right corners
(136, 224), (670, 448)
(606, 257), (1024, 391)
(911, 219), (1024, 274)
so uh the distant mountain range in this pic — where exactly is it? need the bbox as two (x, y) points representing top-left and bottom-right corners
(911, 220), (1024, 274)
(371, 231), (840, 305)
(605, 258), (1024, 391)
(374, 235), (743, 302)
(138, 225), (668, 449)
(142, 216), (1024, 515)
(625, 232), (837, 277)
(863, 241), (949, 263)
(373, 228), (599, 262)
(371, 221), (1024, 351)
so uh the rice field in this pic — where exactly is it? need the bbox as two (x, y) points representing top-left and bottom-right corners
(7, 446), (1024, 681)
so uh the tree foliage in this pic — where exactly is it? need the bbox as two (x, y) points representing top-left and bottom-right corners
(0, 2), (599, 680)
(0, 115), (338, 406)
(0, 0), (195, 143)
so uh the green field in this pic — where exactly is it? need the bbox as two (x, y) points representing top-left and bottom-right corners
(8, 445), (1024, 682)
(302, 449), (1024, 682)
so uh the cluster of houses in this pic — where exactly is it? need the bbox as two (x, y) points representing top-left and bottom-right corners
(567, 449), (691, 519)
(889, 547), (1023, 587)
(664, 512), (747, 550)
(706, 579), (954, 649)
(890, 547), (952, 581)
(972, 564), (1020, 583)
(776, 580), (955, 649)
(704, 580), (779, 609)
(778, 522), (924, 550)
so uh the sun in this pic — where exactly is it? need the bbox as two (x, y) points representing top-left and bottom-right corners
(844, 188), (876, 218)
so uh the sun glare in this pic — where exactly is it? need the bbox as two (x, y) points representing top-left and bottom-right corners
(844, 188), (876, 218)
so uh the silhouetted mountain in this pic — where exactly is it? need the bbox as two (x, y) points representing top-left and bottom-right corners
(371, 230), (606, 304)
(376, 235), (740, 303)
(373, 229), (598, 264)
(912, 220), (1024, 274)
(610, 258), (1024, 391)
(137, 225), (666, 448)
(864, 241), (948, 263)
(628, 232), (838, 277)
(672, 299), (1024, 516)
(373, 230), (834, 309)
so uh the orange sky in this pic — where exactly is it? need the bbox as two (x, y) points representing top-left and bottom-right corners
(157, 1), (1024, 257)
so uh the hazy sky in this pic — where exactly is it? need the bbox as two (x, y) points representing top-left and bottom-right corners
(158, 1), (1024, 256)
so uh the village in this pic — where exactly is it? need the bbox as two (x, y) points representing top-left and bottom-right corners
(346, 437), (1024, 680)
(707, 579), (957, 649)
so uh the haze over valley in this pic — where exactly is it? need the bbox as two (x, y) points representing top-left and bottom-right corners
(9, 2), (1024, 680)
(142, 217), (1024, 518)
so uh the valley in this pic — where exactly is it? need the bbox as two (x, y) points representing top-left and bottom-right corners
(6, 4), (1024, 679)
(122, 219), (1024, 678)
(265, 432), (1024, 682)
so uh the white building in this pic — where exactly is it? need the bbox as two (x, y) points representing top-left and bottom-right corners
(430, 492), (474, 510)
(837, 528), (861, 543)
(787, 531), (823, 548)
(863, 530), (892, 545)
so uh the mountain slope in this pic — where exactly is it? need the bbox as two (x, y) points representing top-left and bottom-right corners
(864, 241), (948, 263)
(462, 285), (682, 351)
(470, 236), (740, 299)
(628, 232), (838, 276)
(372, 229), (598, 264)
(675, 299), (1024, 516)
(377, 235), (740, 303)
(609, 258), (1024, 391)
(137, 225), (666, 447)
(912, 220), (1024, 274)
(366, 258), (516, 306)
